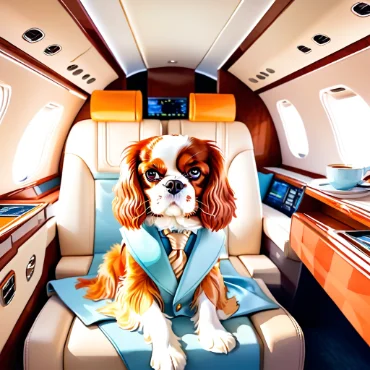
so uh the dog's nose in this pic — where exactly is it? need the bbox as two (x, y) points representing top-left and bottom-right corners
(165, 180), (184, 195)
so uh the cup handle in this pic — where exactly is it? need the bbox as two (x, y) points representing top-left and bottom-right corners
(364, 166), (370, 176)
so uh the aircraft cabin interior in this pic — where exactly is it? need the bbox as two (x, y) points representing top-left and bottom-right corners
(0, 0), (369, 369)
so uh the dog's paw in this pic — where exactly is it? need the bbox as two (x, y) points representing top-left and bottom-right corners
(198, 325), (236, 354)
(150, 343), (186, 370)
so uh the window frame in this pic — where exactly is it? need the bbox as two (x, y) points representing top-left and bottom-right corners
(276, 99), (309, 159)
(13, 102), (64, 183)
(0, 82), (12, 126)
(320, 85), (370, 165)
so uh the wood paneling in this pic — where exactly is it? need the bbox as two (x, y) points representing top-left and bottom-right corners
(222, 0), (294, 70)
(0, 174), (60, 201)
(0, 238), (60, 369)
(255, 35), (370, 94)
(0, 204), (47, 244)
(0, 37), (87, 98)
(148, 67), (195, 97)
(58, 0), (126, 78)
(305, 186), (370, 229)
(218, 69), (282, 168)
(281, 165), (322, 179)
(290, 212), (370, 345)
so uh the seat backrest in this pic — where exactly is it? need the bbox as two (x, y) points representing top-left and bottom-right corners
(57, 90), (162, 258)
(168, 93), (262, 257)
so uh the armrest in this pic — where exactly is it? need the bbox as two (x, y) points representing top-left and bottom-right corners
(262, 204), (300, 261)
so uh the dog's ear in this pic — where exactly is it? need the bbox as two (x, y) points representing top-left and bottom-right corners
(113, 141), (147, 230)
(200, 142), (236, 231)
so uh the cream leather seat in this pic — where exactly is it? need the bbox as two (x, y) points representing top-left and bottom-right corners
(25, 92), (304, 370)
(169, 94), (282, 288)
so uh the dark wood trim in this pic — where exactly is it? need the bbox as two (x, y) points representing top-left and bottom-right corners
(261, 167), (305, 188)
(58, 0), (126, 78)
(221, 0), (294, 70)
(0, 174), (60, 200)
(255, 35), (370, 94)
(0, 217), (52, 272)
(217, 70), (282, 168)
(305, 186), (370, 229)
(281, 165), (322, 179)
(0, 238), (60, 369)
(0, 37), (88, 98)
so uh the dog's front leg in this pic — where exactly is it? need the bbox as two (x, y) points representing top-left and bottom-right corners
(192, 291), (236, 354)
(142, 302), (186, 370)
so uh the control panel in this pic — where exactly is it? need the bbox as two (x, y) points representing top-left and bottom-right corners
(263, 179), (304, 217)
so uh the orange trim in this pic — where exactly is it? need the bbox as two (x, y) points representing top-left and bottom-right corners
(189, 93), (236, 122)
(291, 213), (370, 345)
(91, 90), (142, 122)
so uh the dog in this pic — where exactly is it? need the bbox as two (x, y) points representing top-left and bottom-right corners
(76, 134), (238, 370)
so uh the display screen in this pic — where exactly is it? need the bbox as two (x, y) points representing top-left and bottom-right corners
(147, 97), (188, 118)
(264, 180), (304, 217)
(0, 204), (36, 217)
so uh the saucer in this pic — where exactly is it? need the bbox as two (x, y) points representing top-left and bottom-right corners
(310, 179), (370, 198)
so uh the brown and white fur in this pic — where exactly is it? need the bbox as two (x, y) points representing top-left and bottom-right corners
(76, 135), (238, 370)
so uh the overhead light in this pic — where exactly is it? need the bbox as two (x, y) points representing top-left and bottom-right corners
(168, 60), (178, 64)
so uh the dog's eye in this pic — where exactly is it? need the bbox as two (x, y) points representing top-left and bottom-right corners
(187, 167), (201, 180)
(145, 169), (161, 182)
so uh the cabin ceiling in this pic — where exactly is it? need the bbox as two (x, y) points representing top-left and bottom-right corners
(80, 0), (275, 78)
(229, 0), (370, 91)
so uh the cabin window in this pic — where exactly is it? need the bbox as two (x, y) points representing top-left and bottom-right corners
(321, 86), (370, 166)
(276, 100), (309, 158)
(13, 102), (64, 183)
(0, 82), (11, 125)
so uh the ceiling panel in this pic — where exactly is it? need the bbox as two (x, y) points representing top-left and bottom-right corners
(80, 0), (146, 77)
(229, 0), (370, 91)
(196, 0), (275, 79)
(122, 0), (241, 69)
(0, 0), (118, 93)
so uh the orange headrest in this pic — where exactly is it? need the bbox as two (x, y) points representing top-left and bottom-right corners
(91, 90), (142, 122)
(189, 93), (236, 122)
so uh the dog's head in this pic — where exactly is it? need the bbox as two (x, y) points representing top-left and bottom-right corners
(113, 135), (236, 231)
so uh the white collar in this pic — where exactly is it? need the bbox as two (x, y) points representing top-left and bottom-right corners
(145, 215), (203, 234)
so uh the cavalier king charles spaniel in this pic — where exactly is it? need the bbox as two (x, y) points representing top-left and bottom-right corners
(76, 135), (237, 370)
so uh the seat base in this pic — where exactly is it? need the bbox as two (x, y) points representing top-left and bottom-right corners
(25, 277), (304, 370)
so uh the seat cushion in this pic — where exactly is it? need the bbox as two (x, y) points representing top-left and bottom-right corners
(55, 256), (93, 279)
(238, 255), (281, 287)
(25, 270), (304, 370)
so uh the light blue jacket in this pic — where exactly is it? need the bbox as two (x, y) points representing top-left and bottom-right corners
(47, 224), (278, 325)
(122, 224), (278, 317)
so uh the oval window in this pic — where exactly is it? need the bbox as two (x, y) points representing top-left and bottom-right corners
(13, 103), (64, 182)
(0, 82), (11, 126)
(277, 100), (309, 158)
(321, 86), (370, 166)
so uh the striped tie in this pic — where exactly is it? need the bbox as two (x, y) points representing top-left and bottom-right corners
(163, 229), (192, 279)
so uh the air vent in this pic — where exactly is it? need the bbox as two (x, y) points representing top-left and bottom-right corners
(260, 72), (269, 77)
(44, 44), (62, 56)
(313, 34), (331, 45)
(73, 69), (83, 76)
(67, 64), (78, 71)
(87, 78), (96, 84)
(266, 68), (275, 74)
(297, 45), (312, 54)
(22, 28), (44, 43)
(352, 2), (370, 16)
(249, 78), (258, 84)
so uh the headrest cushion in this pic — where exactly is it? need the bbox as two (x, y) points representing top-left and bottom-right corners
(189, 93), (236, 122)
(91, 90), (142, 122)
